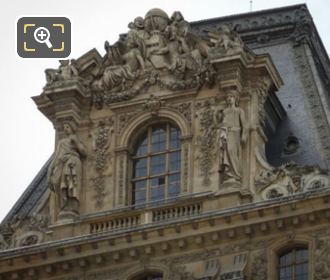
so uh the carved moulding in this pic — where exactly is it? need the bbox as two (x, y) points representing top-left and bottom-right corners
(92, 69), (213, 109)
(89, 117), (114, 209)
(118, 108), (191, 148)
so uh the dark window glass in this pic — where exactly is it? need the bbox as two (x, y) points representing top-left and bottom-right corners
(278, 248), (308, 280)
(169, 151), (181, 171)
(151, 176), (165, 201)
(168, 173), (180, 197)
(170, 126), (181, 149)
(136, 135), (148, 156)
(151, 125), (166, 153)
(132, 180), (147, 205)
(151, 155), (166, 175)
(134, 158), (147, 178)
(132, 123), (181, 204)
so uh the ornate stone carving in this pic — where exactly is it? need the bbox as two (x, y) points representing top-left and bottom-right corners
(90, 9), (237, 107)
(47, 122), (87, 217)
(255, 162), (329, 200)
(90, 118), (113, 209)
(117, 111), (139, 134)
(92, 118), (113, 174)
(142, 94), (165, 115)
(216, 90), (247, 183)
(220, 271), (243, 280)
(315, 237), (330, 280)
(290, 6), (313, 47)
(91, 176), (106, 209)
(249, 251), (267, 280)
(27, 213), (49, 232)
(208, 25), (245, 58)
(20, 234), (39, 246)
(169, 102), (192, 124)
(247, 76), (271, 126)
(0, 214), (49, 250)
(0, 222), (16, 250)
(196, 100), (217, 186)
(163, 260), (196, 280)
(45, 59), (80, 87)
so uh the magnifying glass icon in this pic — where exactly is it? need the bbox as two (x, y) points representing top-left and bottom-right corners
(34, 27), (53, 48)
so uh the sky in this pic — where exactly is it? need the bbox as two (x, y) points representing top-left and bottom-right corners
(0, 0), (329, 222)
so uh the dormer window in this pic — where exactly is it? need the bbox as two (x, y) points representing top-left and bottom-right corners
(131, 123), (181, 205)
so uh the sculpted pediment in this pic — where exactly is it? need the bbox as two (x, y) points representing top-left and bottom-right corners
(42, 9), (253, 108)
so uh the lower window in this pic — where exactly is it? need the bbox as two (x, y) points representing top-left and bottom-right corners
(278, 247), (308, 280)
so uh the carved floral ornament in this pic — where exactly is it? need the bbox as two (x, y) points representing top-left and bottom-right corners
(255, 162), (330, 200)
(44, 9), (248, 108)
(0, 214), (49, 251)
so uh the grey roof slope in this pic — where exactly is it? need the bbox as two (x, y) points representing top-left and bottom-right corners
(1, 158), (52, 224)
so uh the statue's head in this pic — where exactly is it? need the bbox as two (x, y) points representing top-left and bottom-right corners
(59, 60), (69, 66)
(226, 89), (239, 106)
(62, 121), (75, 135)
(171, 11), (184, 22)
(134, 17), (144, 29)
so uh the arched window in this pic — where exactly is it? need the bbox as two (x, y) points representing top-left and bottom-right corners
(278, 247), (308, 280)
(131, 123), (181, 205)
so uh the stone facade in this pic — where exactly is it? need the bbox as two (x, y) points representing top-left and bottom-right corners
(1, 4), (330, 280)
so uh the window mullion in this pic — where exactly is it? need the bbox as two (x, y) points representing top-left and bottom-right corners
(165, 123), (170, 199)
(146, 126), (151, 203)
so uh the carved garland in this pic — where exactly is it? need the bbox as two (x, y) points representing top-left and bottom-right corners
(196, 100), (217, 186)
(90, 118), (113, 209)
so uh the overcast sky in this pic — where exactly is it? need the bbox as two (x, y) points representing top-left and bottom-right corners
(0, 0), (329, 221)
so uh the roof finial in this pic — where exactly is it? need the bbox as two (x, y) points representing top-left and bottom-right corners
(250, 0), (253, 12)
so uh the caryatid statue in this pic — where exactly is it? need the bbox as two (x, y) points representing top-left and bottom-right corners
(47, 122), (87, 215)
(216, 90), (247, 183)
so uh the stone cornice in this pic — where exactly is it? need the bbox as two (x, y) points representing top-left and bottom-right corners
(1, 188), (329, 263)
